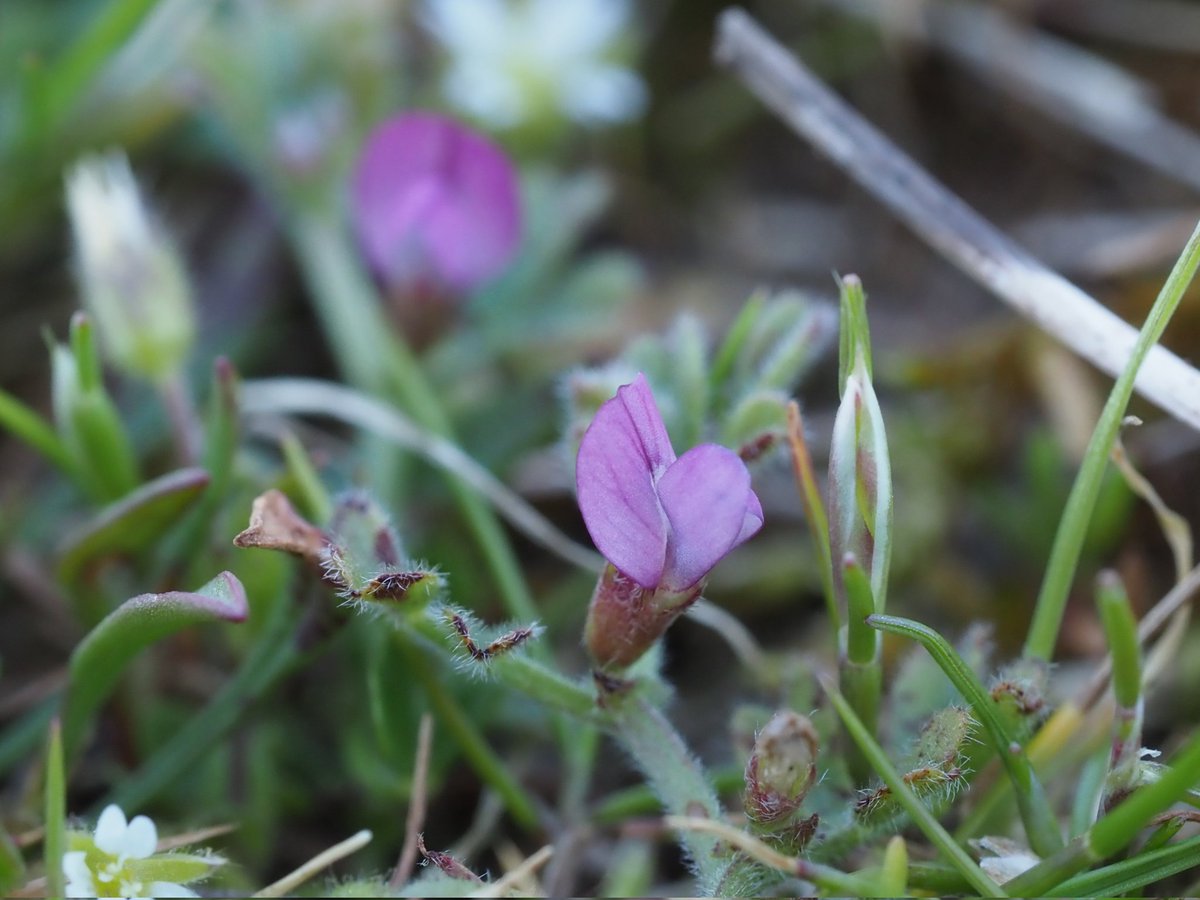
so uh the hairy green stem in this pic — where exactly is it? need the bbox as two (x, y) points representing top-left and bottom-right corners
(607, 696), (732, 892)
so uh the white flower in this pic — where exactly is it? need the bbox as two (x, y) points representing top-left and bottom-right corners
(62, 805), (199, 899)
(422, 0), (646, 128)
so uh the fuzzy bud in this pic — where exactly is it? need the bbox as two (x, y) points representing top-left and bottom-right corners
(743, 711), (819, 827)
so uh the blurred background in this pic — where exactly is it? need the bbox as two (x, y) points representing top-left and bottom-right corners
(3, 0), (1200, 891)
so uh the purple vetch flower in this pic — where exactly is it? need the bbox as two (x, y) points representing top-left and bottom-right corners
(577, 373), (763, 593)
(351, 112), (521, 296)
(577, 374), (763, 669)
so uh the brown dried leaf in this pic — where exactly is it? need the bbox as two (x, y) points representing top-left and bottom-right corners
(233, 490), (329, 563)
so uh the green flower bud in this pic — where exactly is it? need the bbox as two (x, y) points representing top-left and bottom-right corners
(66, 153), (195, 384)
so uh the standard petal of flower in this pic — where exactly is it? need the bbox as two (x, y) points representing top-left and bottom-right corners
(122, 815), (158, 859)
(577, 383), (670, 589)
(657, 445), (758, 592)
(148, 882), (199, 898)
(94, 805), (129, 855)
(615, 374), (676, 475)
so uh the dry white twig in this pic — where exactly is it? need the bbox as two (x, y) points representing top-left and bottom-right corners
(714, 8), (1200, 433)
(253, 829), (372, 898)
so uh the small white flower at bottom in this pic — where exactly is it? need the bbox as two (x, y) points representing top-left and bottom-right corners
(62, 805), (198, 899)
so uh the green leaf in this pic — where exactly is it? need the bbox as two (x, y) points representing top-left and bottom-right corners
(58, 467), (210, 586)
(0, 386), (76, 474)
(62, 571), (248, 757)
(1025, 220), (1200, 661)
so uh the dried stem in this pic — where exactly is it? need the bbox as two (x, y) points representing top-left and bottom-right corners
(390, 714), (434, 888)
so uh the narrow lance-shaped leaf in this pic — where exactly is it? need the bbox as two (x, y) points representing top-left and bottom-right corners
(1025, 220), (1200, 661)
(62, 571), (248, 758)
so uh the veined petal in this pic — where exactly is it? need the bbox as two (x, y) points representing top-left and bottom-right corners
(657, 444), (759, 592)
(122, 815), (158, 859)
(577, 376), (672, 589)
(94, 805), (128, 855)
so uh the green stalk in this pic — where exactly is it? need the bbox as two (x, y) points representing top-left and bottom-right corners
(1025, 220), (1200, 662)
(407, 615), (596, 719)
(841, 554), (880, 785)
(44, 719), (65, 900)
(869, 614), (1063, 856)
(822, 677), (1005, 897)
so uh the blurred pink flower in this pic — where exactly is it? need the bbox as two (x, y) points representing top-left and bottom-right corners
(352, 112), (521, 296)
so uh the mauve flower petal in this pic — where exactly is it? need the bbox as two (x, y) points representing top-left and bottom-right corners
(656, 444), (756, 591)
(577, 379), (670, 589)
(352, 113), (521, 294)
(614, 374), (676, 475)
(737, 490), (765, 547)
